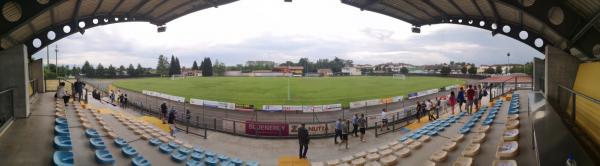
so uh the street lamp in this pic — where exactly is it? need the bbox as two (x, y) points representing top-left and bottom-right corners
(506, 52), (510, 75)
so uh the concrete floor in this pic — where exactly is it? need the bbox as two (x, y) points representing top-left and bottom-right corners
(0, 90), (537, 166)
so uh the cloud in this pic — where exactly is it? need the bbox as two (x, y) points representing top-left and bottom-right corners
(32, 0), (544, 68)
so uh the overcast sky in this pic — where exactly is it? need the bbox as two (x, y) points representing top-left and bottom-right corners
(32, 0), (543, 68)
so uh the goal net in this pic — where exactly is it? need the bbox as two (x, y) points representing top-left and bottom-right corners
(392, 74), (406, 80)
(171, 74), (186, 80)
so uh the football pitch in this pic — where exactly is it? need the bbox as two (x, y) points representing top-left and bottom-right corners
(113, 76), (464, 108)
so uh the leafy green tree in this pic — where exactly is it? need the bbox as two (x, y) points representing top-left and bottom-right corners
(524, 62), (533, 75)
(127, 64), (136, 76)
(118, 65), (125, 75)
(136, 64), (145, 76)
(468, 66), (477, 74)
(96, 63), (105, 77)
(401, 67), (409, 74)
(460, 66), (468, 74)
(495, 66), (503, 74)
(192, 61), (199, 70)
(440, 66), (451, 75)
(156, 55), (169, 76)
(107, 65), (116, 77)
(82, 61), (94, 77)
(174, 58), (181, 75)
(484, 67), (495, 74)
(201, 57), (213, 76)
(213, 60), (226, 76)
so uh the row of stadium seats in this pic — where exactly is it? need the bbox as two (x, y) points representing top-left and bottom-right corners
(53, 101), (74, 166)
(311, 111), (469, 166)
(110, 111), (260, 166)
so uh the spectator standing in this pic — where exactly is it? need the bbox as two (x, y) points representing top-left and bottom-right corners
(298, 124), (309, 159)
(73, 79), (85, 102)
(457, 87), (466, 112)
(426, 100), (434, 121)
(435, 97), (441, 119)
(473, 86), (480, 111)
(466, 85), (475, 115)
(160, 102), (168, 124)
(415, 101), (422, 122)
(123, 94), (128, 109)
(109, 90), (115, 104)
(449, 91), (457, 115)
(358, 114), (367, 142)
(351, 114), (359, 137)
(334, 119), (342, 144)
(168, 106), (177, 137)
(339, 120), (349, 149)
(380, 109), (389, 131)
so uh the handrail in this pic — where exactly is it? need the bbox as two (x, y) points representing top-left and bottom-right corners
(0, 88), (14, 95)
(558, 85), (600, 104)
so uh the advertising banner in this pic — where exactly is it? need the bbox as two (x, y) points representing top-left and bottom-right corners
(289, 123), (334, 135)
(322, 104), (342, 112)
(235, 104), (255, 112)
(408, 93), (418, 99)
(366, 99), (382, 106)
(392, 96), (404, 103)
(282, 105), (303, 112)
(189, 98), (204, 106)
(381, 97), (393, 104)
(349, 101), (366, 109)
(302, 105), (323, 113)
(262, 105), (283, 112)
(245, 121), (289, 136)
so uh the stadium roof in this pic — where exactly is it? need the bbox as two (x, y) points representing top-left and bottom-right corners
(0, 0), (598, 60)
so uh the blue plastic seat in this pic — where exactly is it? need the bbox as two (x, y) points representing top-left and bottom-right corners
(187, 159), (205, 166)
(221, 161), (235, 166)
(53, 151), (74, 166)
(193, 147), (205, 154)
(54, 126), (70, 136)
(426, 131), (437, 136)
(168, 141), (180, 149)
(159, 143), (174, 154)
(114, 137), (128, 147)
(85, 129), (100, 138)
(230, 158), (243, 166)
(54, 136), (72, 151)
(204, 157), (218, 166)
(171, 151), (188, 162)
(179, 147), (192, 154)
(410, 133), (422, 140)
(121, 145), (139, 158)
(483, 119), (494, 125)
(246, 160), (259, 166)
(191, 152), (205, 161)
(217, 154), (230, 162)
(204, 151), (216, 158)
(132, 156), (151, 166)
(398, 135), (409, 142)
(149, 138), (162, 146)
(459, 127), (470, 134)
(465, 122), (475, 128)
(55, 117), (68, 126)
(95, 150), (116, 165)
(89, 137), (106, 149)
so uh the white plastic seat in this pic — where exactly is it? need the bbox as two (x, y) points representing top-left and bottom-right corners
(442, 141), (457, 152)
(492, 160), (517, 166)
(408, 141), (422, 150)
(311, 162), (325, 166)
(378, 149), (392, 157)
(341, 156), (354, 163)
(496, 141), (519, 159)
(430, 150), (448, 162)
(353, 151), (367, 158)
(503, 129), (519, 141)
(379, 155), (398, 166)
(351, 158), (366, 166)
(418, 135), (431, 142)
(506, 120), (520, 129)
(326, 159), (340, 166)
(365, 153), (380, 161)
(451, 134), (464, 143)
(472, 133), (486, 143)
(462, 143), (481, 157)
(394, 148), (410, 158)
(452, 157), (473, 166)
(391, 144), (405, 151)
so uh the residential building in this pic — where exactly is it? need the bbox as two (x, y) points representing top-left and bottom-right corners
(341, 67), (362, 76)
(317, 69), (333, 76)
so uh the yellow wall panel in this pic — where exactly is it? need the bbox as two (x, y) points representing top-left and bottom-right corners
(569, 62), (600, 145)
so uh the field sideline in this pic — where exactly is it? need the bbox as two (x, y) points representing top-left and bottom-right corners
(113, 76), (464, 108)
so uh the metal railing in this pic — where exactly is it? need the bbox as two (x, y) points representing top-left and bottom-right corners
(0, 88), (15, 132)
(557, 85), (600, 126)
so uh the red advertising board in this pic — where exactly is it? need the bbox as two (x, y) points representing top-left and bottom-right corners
(245, 121), (289, 136)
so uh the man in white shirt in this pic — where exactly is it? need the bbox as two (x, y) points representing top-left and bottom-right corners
(380, 109), (389, 131)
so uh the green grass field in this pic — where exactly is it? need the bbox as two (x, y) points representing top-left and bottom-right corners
(113, 76), (464, 108)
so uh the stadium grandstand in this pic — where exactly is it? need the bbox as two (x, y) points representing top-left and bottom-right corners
(0, 0), (599, 166)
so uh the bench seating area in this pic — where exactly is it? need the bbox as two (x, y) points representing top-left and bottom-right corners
(312, 112), (469, 166)
(52, 100), (74, 166)
(493, 93), (521, 164)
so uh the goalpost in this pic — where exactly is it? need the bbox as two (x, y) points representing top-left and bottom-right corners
(392, 74), (406, 80)
(171, 74), (186, 80)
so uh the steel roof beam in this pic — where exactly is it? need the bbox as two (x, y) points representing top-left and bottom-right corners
(92, 0), (104, 17)
(449, 0), (467, 16)
(487, 0), (500, 23)
(72, 0), (82, 31)
(128, 0), (150, 17)
(109, 0), (125, 16)
(471, 0), (485, 19)
(360, 0), (381, 11)
(145, 0), (169, 16)
(402, 0), (434, 18)
(50, 8), (55, 26)
(155, 0), (194, 20)
(378, 1), (420, 21)
(570, 12), (600, 46)
(423, 0), (448, 18)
